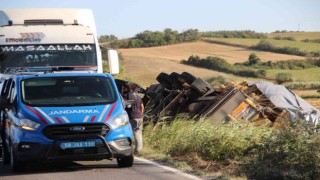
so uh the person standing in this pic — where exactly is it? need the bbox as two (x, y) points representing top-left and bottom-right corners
(122, 83), (144, 154)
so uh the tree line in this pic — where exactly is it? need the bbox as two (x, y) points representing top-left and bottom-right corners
(99, 30), (266, 48)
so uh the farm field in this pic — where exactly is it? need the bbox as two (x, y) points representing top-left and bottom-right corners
(267, 68), (320, 81)
(204, 38), (320, 52)
(116, 40), (320, 109)
(267, 32), (320, 41)
(118, 41), (304, 64)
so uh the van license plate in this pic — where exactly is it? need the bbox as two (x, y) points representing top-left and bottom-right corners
(60, 141), (96, 149)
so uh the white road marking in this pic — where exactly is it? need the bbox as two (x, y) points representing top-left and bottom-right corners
(134, 157), (202, 180)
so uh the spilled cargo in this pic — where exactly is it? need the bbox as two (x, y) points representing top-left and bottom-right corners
(117, 72), (320, 127)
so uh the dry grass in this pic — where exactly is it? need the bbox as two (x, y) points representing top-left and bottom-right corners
(292, 90), (320, 109)
(115, 55), (255, 87)
(293, 89), (319, 96)
(305, 99), (320, 109)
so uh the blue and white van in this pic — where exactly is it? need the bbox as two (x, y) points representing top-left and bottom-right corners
(0, 72), (134, 172)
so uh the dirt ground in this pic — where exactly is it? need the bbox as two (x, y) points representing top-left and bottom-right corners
(305, 99), (320, 109)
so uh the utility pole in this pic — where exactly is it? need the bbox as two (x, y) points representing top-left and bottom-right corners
(298, 24), (300, 32)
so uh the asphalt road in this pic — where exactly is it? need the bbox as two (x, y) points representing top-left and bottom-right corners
(0, 156), (202, 180)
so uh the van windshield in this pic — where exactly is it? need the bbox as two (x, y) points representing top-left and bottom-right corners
(0, 44), (97, 73)
(21, 76), (116, 106)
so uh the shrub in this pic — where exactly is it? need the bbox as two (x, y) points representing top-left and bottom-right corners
(252, 40), (307, 56)
(273, 36), (296, 41)
(255, 40), (274, 50)
(275, 72), (293, 84)
(301, 38), (320, 43)
(182, 55), (266, 78)
(284, 81), (320, 90)
(241, 121), (320, 179)
(201, 30), (267, 39)
(248, 53), (262, 66)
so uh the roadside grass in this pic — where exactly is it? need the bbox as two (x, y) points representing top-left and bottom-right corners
(204, 38), (320, 52)
(142, 119), (320, 179)
(266, 67), (320, 81)
(143, 119), (273, 178)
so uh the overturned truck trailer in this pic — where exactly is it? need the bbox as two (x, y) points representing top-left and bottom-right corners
(139, 72), (320, 127)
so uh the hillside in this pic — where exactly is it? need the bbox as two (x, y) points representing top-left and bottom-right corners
(116, 40), (320, 109)
(117, 41), (305, 85)
(267, 32), (320, 41)
(203, 38), (320, 52)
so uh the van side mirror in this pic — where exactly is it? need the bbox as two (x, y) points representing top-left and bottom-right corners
(108, 49), (120, 75)
(0, 96), (10, 109)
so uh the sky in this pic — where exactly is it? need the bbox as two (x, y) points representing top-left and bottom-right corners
(2, 0), (320, 38)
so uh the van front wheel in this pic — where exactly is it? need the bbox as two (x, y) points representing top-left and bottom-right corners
(10, 145), (26, 172)
(117, 154), (134, 168)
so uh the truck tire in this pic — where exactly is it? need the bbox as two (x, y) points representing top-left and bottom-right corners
(2, 144), (10, 164)
(156, 73), (172, 89)
(169, 72), (183, 89)
(179, 72), (196, 85)
(117, 153), (134, 168)
(10, 145), (26, 172)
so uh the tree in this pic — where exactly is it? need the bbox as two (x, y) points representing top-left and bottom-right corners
(163, 28), (178, 44)
(248, 53), (262, 65)
(99, 35), (118, 43)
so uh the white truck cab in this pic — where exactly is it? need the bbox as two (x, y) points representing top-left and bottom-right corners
(0, 8), (119, 74)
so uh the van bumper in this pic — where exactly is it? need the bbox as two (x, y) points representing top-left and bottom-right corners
(12, 138), (133, 162)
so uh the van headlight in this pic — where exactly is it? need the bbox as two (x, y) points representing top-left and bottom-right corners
(20, 119), (40, 130)
(109, 111), (129, 128)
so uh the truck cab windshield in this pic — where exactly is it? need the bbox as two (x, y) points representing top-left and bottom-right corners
(21, 76), (116, 106)
(0, 44), (97, 73)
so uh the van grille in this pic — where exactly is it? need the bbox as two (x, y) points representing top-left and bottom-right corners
(43, 123), (110, 140)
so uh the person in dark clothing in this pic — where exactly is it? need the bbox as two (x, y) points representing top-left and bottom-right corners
(121, 83), (144, 154)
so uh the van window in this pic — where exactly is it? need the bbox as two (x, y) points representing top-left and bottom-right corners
(21, 76), (116, 106)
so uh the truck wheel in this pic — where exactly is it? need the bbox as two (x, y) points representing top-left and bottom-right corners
(2, 143), (10, 164)
(10, 145), (26, 172)
(169, 72), (183, 89)
(117, 154), (134, 168)
(156, 73), (172, 90)
(179, 72), (196, 85)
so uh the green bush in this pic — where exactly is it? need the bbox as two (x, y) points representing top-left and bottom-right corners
(248, 53), (262, 66)
(273, 36), (296, 41)
(284, 81), (320, 90)
(144, 119), (320, 179)
(181, 55), (266, 78)
(275, 72), (294, 84)
(241, 122), (320, 179)
(200, 30), (267, 39)
(252, 40), (306, 56)
(301, 38), (320, 43)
